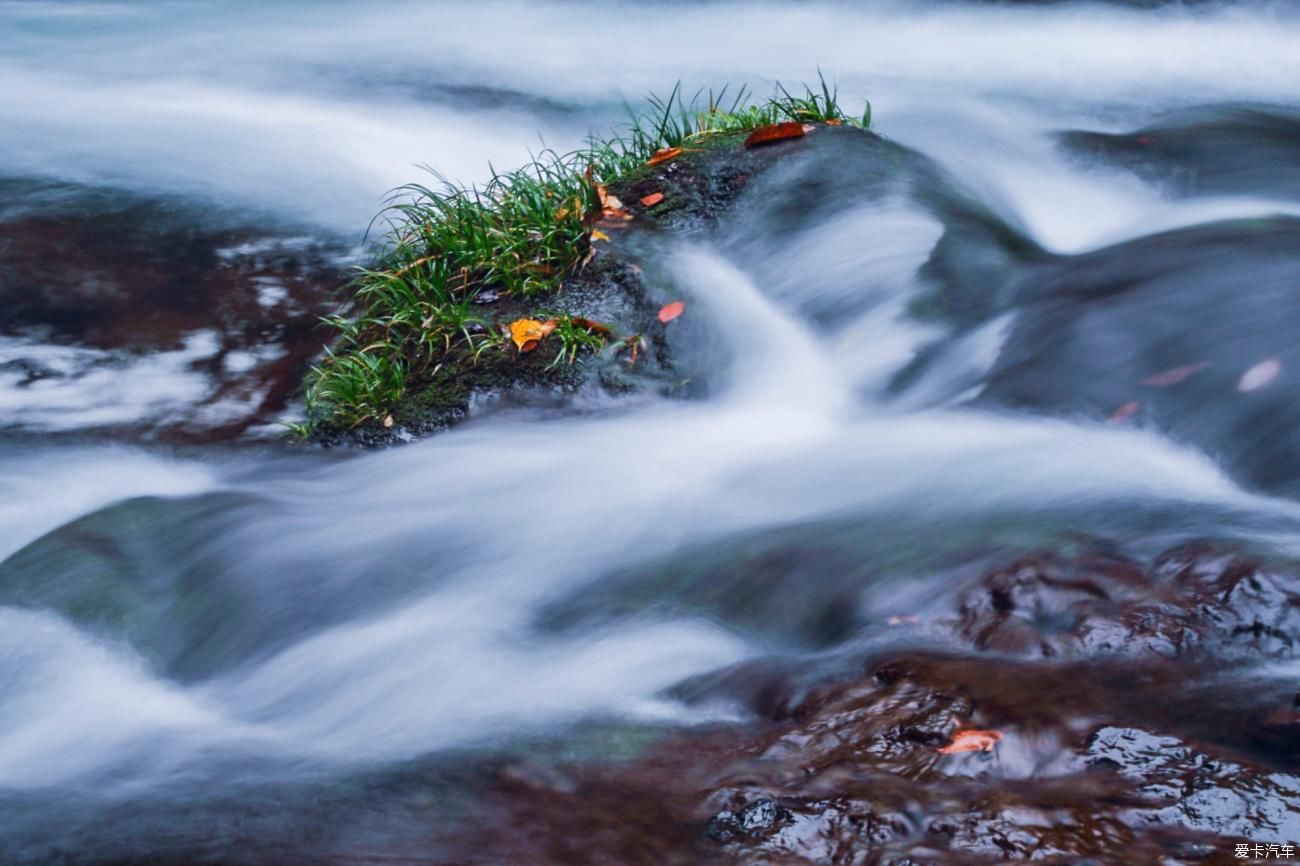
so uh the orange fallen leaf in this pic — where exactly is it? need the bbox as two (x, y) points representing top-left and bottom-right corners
(593, 185), (633, 221)
(640, 192), (664, 207)
(658, 301), (685, 323)
(540, 319), (557, 337)
(590, 229), (611, 242)
(744, 121), (807, 148)
(825, 118), (843, 126)
(938, 729), (1003, 754)
(1238, 358), (1281, 392)
(646, 147), (683, 166)
(509, 318), (548, 352)
(1109, 401), (1141, 424)
(1142, 363), (1208, 387)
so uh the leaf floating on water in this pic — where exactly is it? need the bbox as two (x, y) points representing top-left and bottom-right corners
(658, 301), (685, 323)
(1109, 401), (1141, 424)
(938, 729), (1003, 754)
(1238, 358), (1281, 392)
(509, 318), (549, 352)
(640, 192), (665, 207)
(590, 229), (611, 242)
(744, 121), (807, 148)
(1142, 363), (1209, 387)
(646, 146), (683, 166)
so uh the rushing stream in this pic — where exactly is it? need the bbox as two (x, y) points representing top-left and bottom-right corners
(4, 1), (1300, 863)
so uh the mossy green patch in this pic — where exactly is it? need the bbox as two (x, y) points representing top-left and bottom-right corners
(304, 75), (872, 442)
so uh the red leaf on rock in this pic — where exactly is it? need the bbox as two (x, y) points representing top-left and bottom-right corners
(744, 122), (807, 148)
(646, 147), (683, 166)
(658, 301), (685, 323)
(640, 192), (664, 207)
(1142, 363), (1208, 387)
(1238, 358), (1281, 392)
(939, 729), (1003, 754)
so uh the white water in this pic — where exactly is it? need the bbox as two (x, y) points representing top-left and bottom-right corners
(3, 0), (1300, 821)
(5, 245), (1300, 794)
(3, 0), (1299, 232)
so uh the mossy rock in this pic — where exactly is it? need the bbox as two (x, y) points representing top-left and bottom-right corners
(309, 125), (1039, 448)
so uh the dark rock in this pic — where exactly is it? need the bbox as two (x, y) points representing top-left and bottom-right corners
(972, 216), (1300, 493)
(1059, 104), (1300, 198)
(954, 546), (1300, 661)
(458, 543), (1300, 865)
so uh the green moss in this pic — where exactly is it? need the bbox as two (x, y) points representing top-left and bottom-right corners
(304, 74), (871, 434)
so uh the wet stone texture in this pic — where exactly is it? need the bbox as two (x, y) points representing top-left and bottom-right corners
(0, 179), (347, 440)
(454, 543), (1300, 866)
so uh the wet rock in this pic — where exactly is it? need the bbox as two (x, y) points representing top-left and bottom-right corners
(322, 125), (1040, 448)
(0, 180), (345, 441)
(461, 543), (1300, 865)
(1059, 104), (1300, 198)
(973, 216), (1300, 493)
(705, 798), (793, 842)
(955, 546), (1300, 661)
(1085, 726), (1300, 841)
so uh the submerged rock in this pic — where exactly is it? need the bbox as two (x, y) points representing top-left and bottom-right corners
(456, 543), (1300, 865)
(0, 179), (345, 441)
(1059, 104), (1300, 198)
(977, 217), (1300, 493)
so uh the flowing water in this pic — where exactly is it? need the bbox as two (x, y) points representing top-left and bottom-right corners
(4, 1), (1300, 862)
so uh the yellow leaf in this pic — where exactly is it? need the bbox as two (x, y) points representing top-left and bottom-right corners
(555, 197), (583, 222)
(590, 229), (610, 242)
(508, 318), (548, 352)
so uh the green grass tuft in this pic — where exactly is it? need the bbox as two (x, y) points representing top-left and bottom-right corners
(302, 72), (871, 431)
